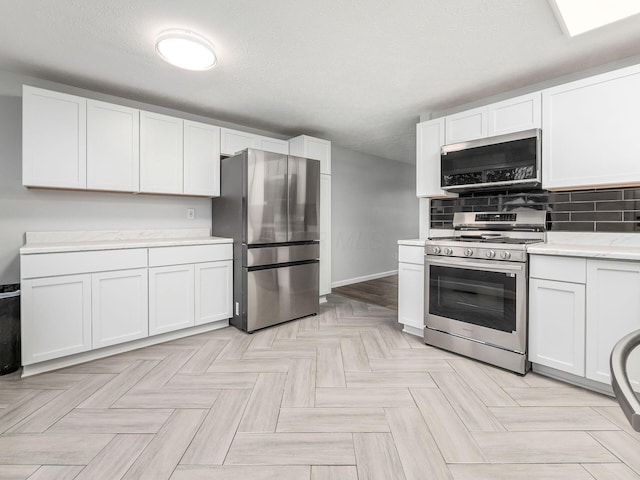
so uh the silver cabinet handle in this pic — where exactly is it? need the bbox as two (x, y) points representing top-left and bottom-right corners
(610, 329), (640, 432)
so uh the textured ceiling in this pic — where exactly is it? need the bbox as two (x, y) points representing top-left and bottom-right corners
(1, 0), (640, 164)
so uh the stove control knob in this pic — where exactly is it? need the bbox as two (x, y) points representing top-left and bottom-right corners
(443, 247), (453, 256)
(464, 248), (473, 257)
(433, 246), (441, 254)
(486, 250), (496, 259)
(500, 251), (511, 260)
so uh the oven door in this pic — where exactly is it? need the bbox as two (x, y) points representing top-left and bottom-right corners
(425, 255), (527, 353)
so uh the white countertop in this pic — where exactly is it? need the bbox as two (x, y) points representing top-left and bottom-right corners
(527, 232), (640, 261)
(21, 229), (233, 254)
(397, 238), (426, 247)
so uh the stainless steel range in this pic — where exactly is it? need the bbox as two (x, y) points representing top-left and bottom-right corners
(424, 210), (546, 374)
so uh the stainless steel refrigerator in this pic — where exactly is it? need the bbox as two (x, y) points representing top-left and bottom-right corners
(211, 149), (320, 332)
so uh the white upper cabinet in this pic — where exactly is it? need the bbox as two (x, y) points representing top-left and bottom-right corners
(23, 85), (87, 189)
(416, 118), (455, 198)
(259, 136), (289, 155)
(487, 92), (541, 136)
(444, 92), (541, 145)
(86, 100), (139, 192)
(221, 127), (289, 156)
(221, 128), (259, 155)
(184, 120), (221, 197)
(140, 111), (184, 194)
(445, 106), (487, 144)
(289, 135), (331, 174)
(542, 64), (640, 190)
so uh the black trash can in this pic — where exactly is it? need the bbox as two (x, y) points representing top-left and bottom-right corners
(0, 284), (20, 375)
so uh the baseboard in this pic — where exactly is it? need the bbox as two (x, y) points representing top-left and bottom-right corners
(332, 270), (398, 288)
(21, 319), (230, 377)
(531, 363), (615, 397)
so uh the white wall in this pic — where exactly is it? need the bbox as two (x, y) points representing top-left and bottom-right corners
(0, 71), (287, 284)
(331, 145), (418, 286)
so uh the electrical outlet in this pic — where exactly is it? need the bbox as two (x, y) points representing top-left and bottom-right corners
(187, 208), (196, 220)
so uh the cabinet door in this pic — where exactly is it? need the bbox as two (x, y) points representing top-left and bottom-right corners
(416, 118), (455, 198)
(87, 100), (139, 192)
(445, 106), (487, 144)
(195, 260), (232, 325)
(529, 278), (585, 376)
(140, 111), (184, 194)
(320, 174), (332, 296)
(184, 120), (221, 197)
(398, 262), (424, 331)
(542, 64), (640, 190)
(586, 260), (640, 389)
(259, 137), (289, 155)
(22, 86), (87, 189)
(289, 135), (332, 174)
(149, 264), (195, 335)
(220, 128), (259, 156)
(92, 268), (148, 348)
(21, 274), (91, 365)
(487, 92), (541, 136)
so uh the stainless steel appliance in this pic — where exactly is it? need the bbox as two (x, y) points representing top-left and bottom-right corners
(441, 129), (541, 192)
(212, 149), (320, 332)
(424, 210), (546, 374)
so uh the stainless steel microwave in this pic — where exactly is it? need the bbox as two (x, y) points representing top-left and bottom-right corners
(440, 129), (541, 192)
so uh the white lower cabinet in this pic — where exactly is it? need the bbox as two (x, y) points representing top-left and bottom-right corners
(529, 254), (640, 393)
(148, 244), (234, 333)
(21, 274), (92, 365)
(195, 261), (233, 325)
(20, 242), (233, 373)
(149, 264), (195, 335)
(586, 260), (640, 389)
(149, 259), (233, 333)
(92, 268), (148, 348)
(397, 245), (425, 335)
(398, 262), (424, 334)
(529, 278), (585, 376)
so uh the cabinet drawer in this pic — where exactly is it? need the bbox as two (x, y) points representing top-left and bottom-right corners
(530, 255), (586, 284)
(149, 243), (233, 267)
(398, 245), (425, 265)
(22, 248), (148, 279)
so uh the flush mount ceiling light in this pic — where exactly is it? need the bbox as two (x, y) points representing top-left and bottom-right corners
(549, 0), (640, 36)
(155, 29), (217, 70)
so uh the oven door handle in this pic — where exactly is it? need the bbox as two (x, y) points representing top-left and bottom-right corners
(425, 257), (524, 273)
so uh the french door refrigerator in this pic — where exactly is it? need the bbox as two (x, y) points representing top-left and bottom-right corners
(212, 148), (320, 332)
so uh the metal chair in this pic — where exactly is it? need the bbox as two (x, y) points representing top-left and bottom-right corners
(610, 329), (640, 432)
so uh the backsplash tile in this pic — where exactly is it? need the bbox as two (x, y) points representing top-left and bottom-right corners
(430, 187), (640, 232)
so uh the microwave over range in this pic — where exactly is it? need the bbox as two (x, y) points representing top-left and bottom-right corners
(441, 129), (541, 192)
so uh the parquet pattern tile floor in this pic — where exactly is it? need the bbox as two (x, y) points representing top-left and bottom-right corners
(0, 294), (639, 480)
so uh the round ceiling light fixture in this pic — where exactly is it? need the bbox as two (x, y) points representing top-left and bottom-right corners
(155, 29), (217, 71)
